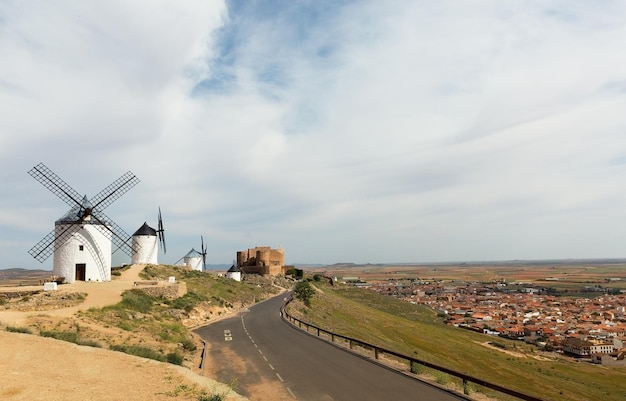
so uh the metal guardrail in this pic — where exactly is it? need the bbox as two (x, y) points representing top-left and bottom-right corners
(281, 303), (545, 401)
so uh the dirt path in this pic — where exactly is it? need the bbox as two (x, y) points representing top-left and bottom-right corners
(0, 264), (146, 325)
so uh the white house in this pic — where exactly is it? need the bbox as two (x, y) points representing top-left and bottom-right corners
(226, 264), (242, 281)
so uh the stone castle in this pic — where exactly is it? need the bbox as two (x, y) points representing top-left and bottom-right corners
(237, 246), (287, 276)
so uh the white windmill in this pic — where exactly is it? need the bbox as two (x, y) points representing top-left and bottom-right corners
(131, 208), (166, 265)
(176, 236), (207, 271)
(28, 163), (140, 283)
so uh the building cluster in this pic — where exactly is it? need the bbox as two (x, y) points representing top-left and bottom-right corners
(359, 278), (626, 366)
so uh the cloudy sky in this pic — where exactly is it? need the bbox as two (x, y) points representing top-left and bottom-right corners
(2, 0), (626, 269)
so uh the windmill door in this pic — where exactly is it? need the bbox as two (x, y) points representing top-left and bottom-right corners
(75, 263), (86, 281)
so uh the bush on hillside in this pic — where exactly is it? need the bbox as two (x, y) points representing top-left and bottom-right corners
(294, 281), (315, 306)
(110, 344), (165, 362)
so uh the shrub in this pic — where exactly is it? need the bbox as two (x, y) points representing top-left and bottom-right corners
(169, 291), (207, 312)
(39, 330), (100, 348)
(434, 371), (451, 385)
(198, 394), (225, 401)
(110, 344), (165, 362)
(294, 281), (315, 306)
(119, 290), (155, 313)
(78, 339), (102, 348)
(166, 351), (184, 365)
(411, 361), (426, 374)
(181, 338), (197, 351)
(6, 326), (32, 334)
(40, 330), (79, 343)
(118, 321), (133, 331)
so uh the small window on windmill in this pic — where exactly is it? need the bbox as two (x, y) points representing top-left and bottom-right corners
(79, 245), (84, 251)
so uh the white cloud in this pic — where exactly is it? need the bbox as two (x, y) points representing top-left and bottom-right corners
(2, 0), (626, 268)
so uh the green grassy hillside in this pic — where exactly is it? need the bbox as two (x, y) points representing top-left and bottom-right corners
(286, 280), (626, 401)
(81, 265), (287, 357)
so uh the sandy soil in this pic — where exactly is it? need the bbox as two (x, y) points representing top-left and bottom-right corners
(0, 330), (245, 401)
(0, 265), (248, 401)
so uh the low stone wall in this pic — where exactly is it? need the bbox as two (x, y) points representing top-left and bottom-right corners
(134, 282), (186, 300)
(0, 290), (41, 300)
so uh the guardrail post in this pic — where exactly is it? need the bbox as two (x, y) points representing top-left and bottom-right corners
(463, 378), (469, 395)
(349, 339), (354, 349)
(331, 333), (335, 342)
(317, 328), (320, 336)
(374, 347), (379, 360)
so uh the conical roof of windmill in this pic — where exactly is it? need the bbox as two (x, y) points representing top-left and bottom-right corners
(55, 196), (106, 225)
(227, 264), (241, 273)
(184, 248), (201, 258)
(133, 222), (156, 237)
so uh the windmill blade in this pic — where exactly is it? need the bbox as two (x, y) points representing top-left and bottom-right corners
(158, 229), (166, 254)
(90, 171), (140, 211)
(157, 207), (166, 254)
(90, 211), (139, 256)
(28, 163), (83, 208)
(201, 235), (207, 271)
(28, 225), (81, 262)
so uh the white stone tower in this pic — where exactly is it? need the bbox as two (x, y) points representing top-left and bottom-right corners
(181, 249), (204, 271)
(52, 198), (112, 283)
(131, 222), (158, 265)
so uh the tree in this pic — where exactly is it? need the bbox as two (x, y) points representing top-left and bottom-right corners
(293, 281), (315, 306)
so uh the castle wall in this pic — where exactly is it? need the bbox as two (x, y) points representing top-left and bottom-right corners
(237, 246), (285, 276)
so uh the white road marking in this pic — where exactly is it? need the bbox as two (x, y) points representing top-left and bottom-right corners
(240, 307), (296, 399)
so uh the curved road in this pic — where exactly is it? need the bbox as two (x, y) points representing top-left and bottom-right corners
(195, 294), (465, 401)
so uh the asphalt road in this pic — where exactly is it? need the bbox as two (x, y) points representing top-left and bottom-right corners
(195, 294), (465, 401)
